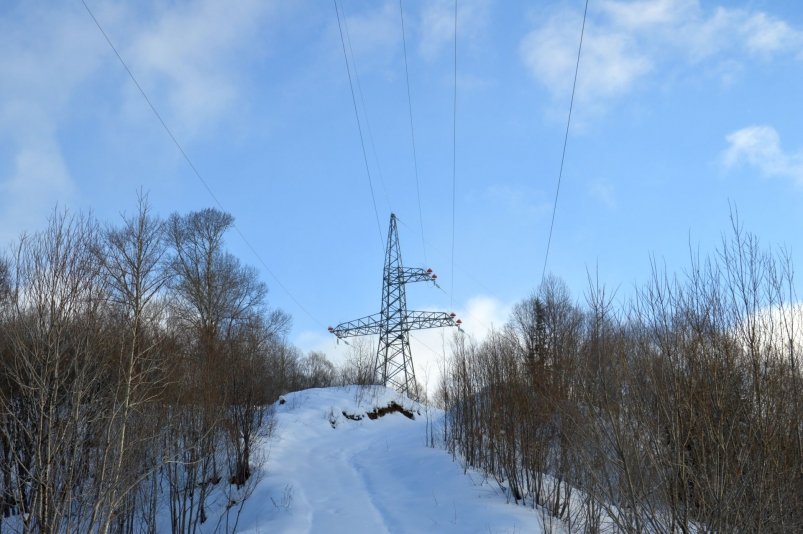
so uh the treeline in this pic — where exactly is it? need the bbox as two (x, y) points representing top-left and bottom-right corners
(0, 198), (345, 533)
(441, 222), (802, 532)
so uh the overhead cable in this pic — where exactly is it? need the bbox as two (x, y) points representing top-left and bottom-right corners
(399, 0), (427, 265)
(80, 0), (326, 330)
(333, 0), (385, 248)
(540, 0), (589, 284)
(450, 0), (458, 309)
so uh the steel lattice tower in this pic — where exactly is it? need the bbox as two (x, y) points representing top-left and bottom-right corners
(329, 213), (460, 399)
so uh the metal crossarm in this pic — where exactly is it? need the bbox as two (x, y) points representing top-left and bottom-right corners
(329, 213), (461, 399)
(330, 313), (382, 338)
(405, 311), (458, 329)
(398, 268), (434, 284)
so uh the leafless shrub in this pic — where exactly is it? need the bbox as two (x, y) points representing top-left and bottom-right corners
(0, 201), (296, 533)
(442, 220), (802, 532)
(339, 337), (378, 387)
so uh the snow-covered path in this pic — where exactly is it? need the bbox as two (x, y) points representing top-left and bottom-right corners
(237, 387), (544, 534)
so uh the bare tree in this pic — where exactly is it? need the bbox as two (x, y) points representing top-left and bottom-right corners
(0, 202), (292, 533)
(299, 351), (337, 389)
(441, 225), (802, 533)
(0, 210), (109, 532)
(338, 337), (377, 387)
(93, 193), (170, 533)
(163, 207), (271, 531)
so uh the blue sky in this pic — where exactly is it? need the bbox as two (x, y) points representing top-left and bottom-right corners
(2, 0), (803, 375)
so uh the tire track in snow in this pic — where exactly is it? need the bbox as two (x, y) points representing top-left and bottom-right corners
(293, 426), (390, 533)
(244, 387), (545, 533)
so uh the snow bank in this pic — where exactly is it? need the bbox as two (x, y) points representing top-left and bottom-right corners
(234, 386), (547, 533)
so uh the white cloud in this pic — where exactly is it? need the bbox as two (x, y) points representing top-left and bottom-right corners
(123, 0), (276, 136)
(0, 3), (104, 242)
(486, 184), (551, 218)
(589, 180), (617, 210)
(598, 0), (694, 29)
(722, 125), (803, 185)
(0, 0), (279, 242)
(740, 11), (803, 56)
(418, 0), (490, 61)
(520, 0), (803, 112)
(340, 1), (399, 67)
(410, 294), (512, 395)
(419, 0), (455, 61)
(520, 13), (651, 108)
(0, 142), (75, 243)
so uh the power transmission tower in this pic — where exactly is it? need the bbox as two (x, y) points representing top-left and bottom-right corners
(329, 213), (461, 399)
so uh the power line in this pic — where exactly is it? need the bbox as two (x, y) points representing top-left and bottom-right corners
(450, 0), (458, 309)
(80, 0), (327, 330)
(341, 2), (392, 215)
(333, 0), (384, 248)
(540, 0), (589, 284)
(399, 0), (427, 265)
(396, 216), (494, 297)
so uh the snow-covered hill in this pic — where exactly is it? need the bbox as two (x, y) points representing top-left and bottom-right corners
(235, 386), (547, 533)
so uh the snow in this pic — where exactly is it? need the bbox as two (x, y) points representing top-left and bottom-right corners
(235, 386), (546, 533)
